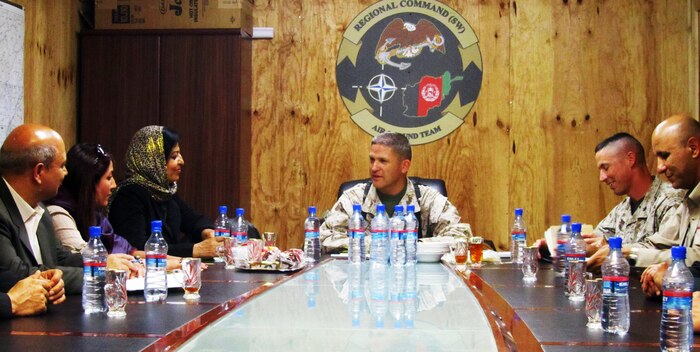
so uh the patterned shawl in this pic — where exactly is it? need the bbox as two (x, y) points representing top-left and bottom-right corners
(112, 125), (177, 203)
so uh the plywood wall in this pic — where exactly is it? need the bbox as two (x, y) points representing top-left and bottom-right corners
(251, 0), (697, 250)
(16, 0), (698, 251)
(14, 0), (79, 147)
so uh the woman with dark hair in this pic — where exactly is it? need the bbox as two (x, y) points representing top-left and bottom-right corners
(108, 126), (223, 258)
(46, 143), (135, 254)
(45, 143), (181, 271)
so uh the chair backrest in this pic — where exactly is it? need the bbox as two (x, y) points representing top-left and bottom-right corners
(337, 177), (448, 199)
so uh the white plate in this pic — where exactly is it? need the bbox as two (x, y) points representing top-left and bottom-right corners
(417, 242), (450, 252)
(416, 252), (444, 263)
(126, 271), (184, 291)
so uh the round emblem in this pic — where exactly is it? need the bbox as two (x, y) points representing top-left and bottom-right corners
(336, 0), (483, 144)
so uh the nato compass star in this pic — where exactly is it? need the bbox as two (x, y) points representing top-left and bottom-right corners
(366, 74), (397, 117)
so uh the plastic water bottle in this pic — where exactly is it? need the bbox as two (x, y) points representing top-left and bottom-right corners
(404, 205), (418, 265)
(348, 204), (366, 264)
(510, 208), (527, 264)
(369, 264), (388, 328)
(214, 205), (230, 263)
(601, 236), (630, 335)
(660, 246), (694, 351)
(144, 220), (168, 302)
(304, 206), (321, 263)
(565, 222), (586, 297)
(389, 205), (406, 266)
(231, 208), (248, 245)
(404, 264), (417, 329)
(554, 214), (572, 277)
(348, 263), (365, 327)
(82, 226), (107, 313)
(370, 204), (390, 265)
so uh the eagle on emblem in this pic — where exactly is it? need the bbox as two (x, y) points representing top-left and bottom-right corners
(375, 18), (446, 70)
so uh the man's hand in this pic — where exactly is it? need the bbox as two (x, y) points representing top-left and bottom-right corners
(640, 262), (668, 297)
(7, 271), (50, 316)
(693, 292), (700, 332)
(39, 269), (65, 304)
(586, 245), (610, 273)
(193, 237), (225, 258)
(201, 229), (215, 240)
(582, 233), (606, 256)
(107, 253), (144, 279)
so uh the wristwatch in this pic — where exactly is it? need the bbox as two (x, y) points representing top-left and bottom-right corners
(628, 247), (639, 266)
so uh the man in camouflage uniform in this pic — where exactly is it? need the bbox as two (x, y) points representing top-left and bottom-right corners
(586, 132), (683, 271)
(320, 132), (463, 253)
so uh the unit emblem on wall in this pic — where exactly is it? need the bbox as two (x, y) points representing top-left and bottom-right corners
(336, 0), (483, 144)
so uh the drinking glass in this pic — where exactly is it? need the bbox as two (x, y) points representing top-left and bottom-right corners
(453, 239), (468, 268)
(568, 260), (586, 301)
(182, 257), (202, 300)
(262, 232), (277, 247)
(223, 237), (236, 270)
(469, 236), (484, 267)
(585, 274), (602, 328)
(521, 246), (538, 281)
(104, 269), (127, 317)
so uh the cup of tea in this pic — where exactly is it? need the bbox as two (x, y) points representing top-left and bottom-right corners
(469, 236), (484, 267)
(181, 257), (202, 300)
(104, 269), (128, 317)
(453, 238), (468, 267)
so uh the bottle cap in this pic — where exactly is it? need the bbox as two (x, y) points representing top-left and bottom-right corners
(151, 220), (163, 233)
(308, 206), (317, 214)
(515, 208), (523, 216)
(571, 223), (582, 233)
(236, 208), (244, 216)
(352, 204), (361, 212)
(394, 205), (404, 213)
(219, 205), (227, 214)
(608, 236), (622, 249)
(377, 204), (385, 213)
(561, 214), (571, 223)
(407, 204), (415, 213)
(671, 246), (687, 260)
(89, 226), (101, 238)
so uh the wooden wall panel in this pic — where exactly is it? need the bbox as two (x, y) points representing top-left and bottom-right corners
(15, 0), (79, 146)
(16, 0), (699, 251)
(251, 0), (697, 250)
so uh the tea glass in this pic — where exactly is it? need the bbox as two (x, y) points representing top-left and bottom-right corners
(181, 257), (202, 300)
(104, 269), (127, 317)
(521, 246), (538, 281)
(469, 236), (484, 268)
(585, 274), (603, 328)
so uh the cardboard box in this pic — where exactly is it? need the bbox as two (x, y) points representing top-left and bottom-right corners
(95, 0), (252, 35)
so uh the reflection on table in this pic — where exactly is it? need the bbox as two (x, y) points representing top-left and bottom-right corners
(178, 260), (498, 351)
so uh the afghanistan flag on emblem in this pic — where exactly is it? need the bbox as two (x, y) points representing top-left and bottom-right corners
(404, 72), (463, 117)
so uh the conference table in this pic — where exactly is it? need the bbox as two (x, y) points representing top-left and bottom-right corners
(0, 258), (696, 351)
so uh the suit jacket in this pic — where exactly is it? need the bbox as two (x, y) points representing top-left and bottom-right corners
(0, 180), (82, 294)
(0, 270), (21, 319)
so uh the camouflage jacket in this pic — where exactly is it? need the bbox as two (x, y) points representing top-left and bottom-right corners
(319, 178), (462, 251)
(634, 181), (700, 267)
(594, 177), (683, 245)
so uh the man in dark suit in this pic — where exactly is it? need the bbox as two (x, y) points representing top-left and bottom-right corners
(0, 270), (58, 318)
(0, 124), (82, 295)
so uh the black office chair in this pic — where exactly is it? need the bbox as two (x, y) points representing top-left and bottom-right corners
(337, 177), (448, 198)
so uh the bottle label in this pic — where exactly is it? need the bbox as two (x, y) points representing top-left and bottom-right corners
(602, 276), (629, 295)
(83, 261), (106, 278)
(662, 290), (692, 310)
(511, 230), (526, 241)
(146, 254), (167, 268)
(371, 229), (388, 240)
(565, 253), (585, 262)
(305, 231), (320, 239)
(556, 242), (566, 255)
(214, 228), (230, 237)
(349, 228), (365, 239)
(398, 229), (407, 240)
(405, 230), (418, 240)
